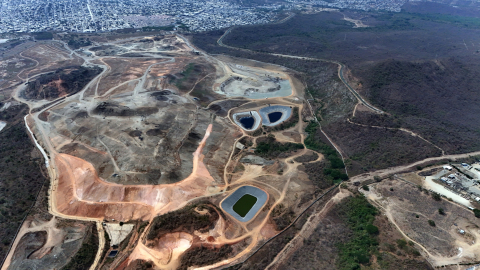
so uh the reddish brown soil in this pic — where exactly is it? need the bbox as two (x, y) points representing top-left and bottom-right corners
(53, 124), (216, 221)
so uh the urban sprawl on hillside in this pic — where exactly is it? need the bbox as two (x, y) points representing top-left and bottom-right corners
(0, 0), (409, 33)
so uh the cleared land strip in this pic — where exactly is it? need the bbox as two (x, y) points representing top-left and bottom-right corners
(350, 150), (480, 184)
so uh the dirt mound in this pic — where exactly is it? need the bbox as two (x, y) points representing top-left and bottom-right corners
(92, 102), (159, 117)
(146, 204), (219, 242)
(12, 231), (47, 260)
(24, 66), (102, 100)
(53, 124), (216, 221)
(151, 232), (193, 265)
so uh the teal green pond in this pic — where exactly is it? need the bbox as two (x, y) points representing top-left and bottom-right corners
(232, 194), (258, 217)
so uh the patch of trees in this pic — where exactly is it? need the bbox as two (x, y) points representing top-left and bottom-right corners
(293, 151), (318, 163)
(170, 63), (197, 91)
(271, 203), (296, 230)
(254, 134), (303, 158)
(302, 161), (334, 190)
(431, 192), (442, 201)
(388, 238), (421, 258)
(146, 203), (218, 241)
(32, 32), (53, 40)
(61, 224), (98, 270)
(141, 26), (174, 32)
(127, 260), (154, 270)
(178, 245), (232, 270)
(304, 122), (347, 184)
(92, 102), (158, 117)
(67, 38), (92, 49)
(24, 66), (102, 100)
(336, 195), (378, 270)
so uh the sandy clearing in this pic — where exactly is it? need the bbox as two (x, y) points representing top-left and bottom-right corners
(105, 223), (135, 246)
(342, 15), (369, 28)
(24, 115), (50, 168)
(128, 232), (194, 270)
(0, 102), (11, 111)
(364, 183), (480, 267)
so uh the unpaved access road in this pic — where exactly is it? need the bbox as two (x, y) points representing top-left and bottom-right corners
(350, 151), (480, 184)
(265, 188), (351, 270)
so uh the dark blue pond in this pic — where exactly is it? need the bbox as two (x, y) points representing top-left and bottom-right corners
(268, 112), (283, 123)
(108, 250), (118, 257)
(239, 117), (255, 129)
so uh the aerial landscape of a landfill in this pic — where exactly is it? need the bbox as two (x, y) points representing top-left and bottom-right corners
(2, 0), (480, 270)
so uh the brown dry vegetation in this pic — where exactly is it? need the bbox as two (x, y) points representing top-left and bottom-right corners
(276, 192), (432, 270)
(192, 5), (480, 176)
(208, 99), (249, 117)
(324, 121), (442, 175)
(178, 245), (232, 270)
(5, 152), (98, 270)
(0, 104), (48, 260)
(356, 58), (480, 154)
(0, 56), (36, 94)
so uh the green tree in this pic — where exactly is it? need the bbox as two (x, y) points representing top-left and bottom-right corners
(473, 208), (480, 218)
(366, 224), (379, 235)
(431, 192), (441, 201)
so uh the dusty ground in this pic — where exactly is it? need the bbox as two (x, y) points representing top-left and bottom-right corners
(1, 32), (347, 270)
(19, 42), (84, 79)
(3, 212), (96, 270)
(105, 223), (135, 246)
(363, 179), (480, 267)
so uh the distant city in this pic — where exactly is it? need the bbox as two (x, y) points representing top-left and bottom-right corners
(0, 0), (410, 34)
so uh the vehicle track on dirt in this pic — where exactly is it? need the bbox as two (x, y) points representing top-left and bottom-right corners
(346, 118), (446, 155)
(362, 185), (475, 267)
(350, 150), (480, 185)
(265, 188), (350, 270)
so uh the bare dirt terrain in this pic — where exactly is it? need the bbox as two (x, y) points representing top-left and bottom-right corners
(0, 33), (329, 270)
(363, 178), (480, 267)
(4, 7), (479, 268)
